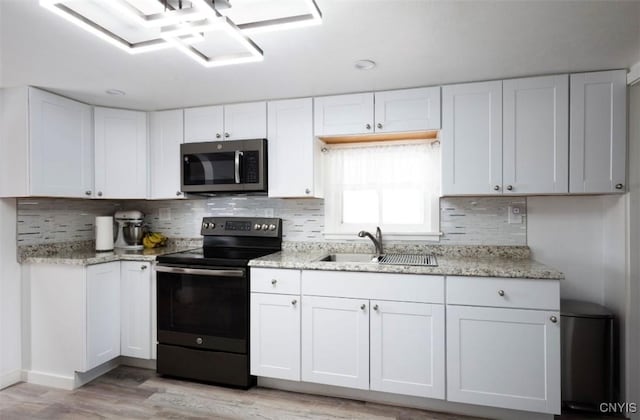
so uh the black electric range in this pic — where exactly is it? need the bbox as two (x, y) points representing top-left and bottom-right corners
(155, 217), (282, 388)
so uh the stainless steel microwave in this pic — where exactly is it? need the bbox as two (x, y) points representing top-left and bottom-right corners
(180, 139), (267, 194)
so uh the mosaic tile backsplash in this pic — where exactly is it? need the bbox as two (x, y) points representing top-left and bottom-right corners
(16, 196), (527, 246)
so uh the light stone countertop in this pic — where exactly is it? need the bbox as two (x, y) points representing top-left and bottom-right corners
(18, 239), (201, 266)
(248, 250), (564, 280)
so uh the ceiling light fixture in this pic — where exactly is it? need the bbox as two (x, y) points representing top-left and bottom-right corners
(355, 59), (377, 70)
(40, 0), (323, 67)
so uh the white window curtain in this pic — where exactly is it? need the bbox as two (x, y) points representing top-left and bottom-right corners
(324, 141), (441, 239)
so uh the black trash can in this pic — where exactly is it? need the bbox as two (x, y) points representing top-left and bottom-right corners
(561, 299), (617, 412)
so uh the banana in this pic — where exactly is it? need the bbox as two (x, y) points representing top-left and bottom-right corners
(144, 232), (167, 248)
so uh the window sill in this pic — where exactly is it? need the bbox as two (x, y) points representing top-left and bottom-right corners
(323, 232), (443, 242)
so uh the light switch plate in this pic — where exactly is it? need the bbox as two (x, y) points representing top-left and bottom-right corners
(508, 205), (523, 224)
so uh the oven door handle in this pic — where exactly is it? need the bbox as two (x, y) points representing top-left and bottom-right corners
(155, 266), (245, 277)
(234, 151), (243, 184)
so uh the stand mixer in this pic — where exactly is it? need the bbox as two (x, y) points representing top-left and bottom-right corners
(114, 210), (146, 250)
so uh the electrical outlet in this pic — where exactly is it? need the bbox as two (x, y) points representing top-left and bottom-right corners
(508, 205), (523, 224)
(159, 208), (171, 221)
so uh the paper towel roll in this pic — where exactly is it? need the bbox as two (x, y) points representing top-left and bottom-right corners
(95, 216), (114, 252)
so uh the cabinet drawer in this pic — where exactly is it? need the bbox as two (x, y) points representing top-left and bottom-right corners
(251, 268), (301, 294)
(302, 270), (444, 304)
(447, 276), (559, 310)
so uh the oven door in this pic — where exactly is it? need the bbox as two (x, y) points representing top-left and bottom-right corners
(156, 265), (248, 354)
(180, 139), (267, 193)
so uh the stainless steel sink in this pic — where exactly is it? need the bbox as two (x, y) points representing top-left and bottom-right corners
(317, 253), (438, 267)
(317, 253), (382, 263)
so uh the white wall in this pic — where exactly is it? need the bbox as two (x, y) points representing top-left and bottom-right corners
(0, 197), (22, 389)
(627, 84), (640, 419)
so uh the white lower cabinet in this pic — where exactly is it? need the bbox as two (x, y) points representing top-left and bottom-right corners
(250, 293), (300, 380)
(120, 261), (152, 359)
(301, 296), (370, 390)
(370, 300), (445, 399)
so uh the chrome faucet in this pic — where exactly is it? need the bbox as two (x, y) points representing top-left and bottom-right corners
(358, 227), (384, 256)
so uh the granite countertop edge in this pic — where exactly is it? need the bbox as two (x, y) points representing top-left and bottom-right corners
(248, 251), (564, 280)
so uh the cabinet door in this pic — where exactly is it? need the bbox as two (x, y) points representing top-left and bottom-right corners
(446, 305), (561, 414)
(85, 262), (120, 371)
(370, 301), (445, 399)
(314, 93), (374, 136)
(184, 105), (224, 143)
(29, 88), (94, 198)
(224, 101), (267, 140)
(250, 293), (300, 380)
(94, 108), (147, 198)
(570, 70), (627, 194)
(301, 296), (369, 389)
(374, 87), (441, 132)
(149, 110), (184, 199)
(150, 264), (158, 360)
(267, 98), (321, 198)
(441, 81), (503, 195)
(120, 261), (151, 359)
(503, 75), (569, 194)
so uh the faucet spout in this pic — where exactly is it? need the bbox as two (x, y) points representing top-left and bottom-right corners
(358, 226), (384, 256)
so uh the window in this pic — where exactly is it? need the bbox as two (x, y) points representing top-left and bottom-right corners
(323, 141), (441, 240)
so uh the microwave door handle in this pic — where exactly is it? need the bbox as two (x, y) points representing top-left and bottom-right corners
(234, 151), (243, 184)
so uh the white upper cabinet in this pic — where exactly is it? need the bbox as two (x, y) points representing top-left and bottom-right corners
(503, 75), (569, 194)
(184, 102), (266, 142)
(314, 88), (441, 137)
(570, 70), (627, 194)
(374, 87), (441, 132)
(268, 98), (322, 198)
(149, 109), (184, 199)
(0, 87), (94, 198)
(224, 101), (267, 140)
(94, 107), (148, 199)
(314, 92), (374, 136)
(441, 81), (503, 195)
(184, 105), (223, 143)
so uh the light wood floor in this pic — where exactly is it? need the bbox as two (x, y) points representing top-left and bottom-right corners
(0, 366), (480, 419)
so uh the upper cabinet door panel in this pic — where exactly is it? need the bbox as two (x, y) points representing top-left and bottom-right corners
(314, 93), (374, 136)
(29, 88), (94, 198)
(94, 108), (147, 199)
(570, 70), (627, 194)
(267, 98), (317, 198)
(184, 105), (223, 143)
(503, 75), (569, 194)
(149, 109), (184, 199)
(375, 87), (441, 132)
(224, 101), (267, 140)
(441, 81), (502, 195)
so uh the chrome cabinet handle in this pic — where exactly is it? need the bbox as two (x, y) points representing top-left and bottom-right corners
(493, 185), (500, 191)
(373, 304), (379, 311)
(305, 188), (311, 194)
(615, 184), (624, 190)
(291, 299), (297, 306)
(360, 304), (366, 310)
(224, 132), (230, 138)
(376, 123), (383, 129)
(216, 133), (221, 139)
(85, 190), (92, 196)
(506, 185), (513, 191)
(498, 290), (505, 296)
(550, 315), (558, 323)
(141, 265), (147, 270)
(365, 123), (371, 130)
(271, 279), (277, 285)
(176, 191), (182, 196)
(97, 191), (103, 197)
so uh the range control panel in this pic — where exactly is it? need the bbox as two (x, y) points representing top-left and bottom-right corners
(200, 217), (282, 237)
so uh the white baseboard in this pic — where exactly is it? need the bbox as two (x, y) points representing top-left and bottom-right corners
(74, 359), (120, 388)
(257, 378), (554, 420)
(26, 370), (76, 390)
(0, 369), (23, 390)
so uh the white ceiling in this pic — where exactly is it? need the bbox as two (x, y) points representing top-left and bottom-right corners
(1, 0), (639, 110)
